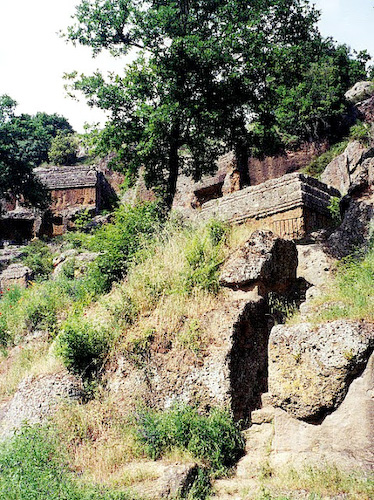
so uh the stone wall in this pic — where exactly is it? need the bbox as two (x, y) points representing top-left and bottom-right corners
(200, 173), (340, 240)
(50, 187), (97, 212)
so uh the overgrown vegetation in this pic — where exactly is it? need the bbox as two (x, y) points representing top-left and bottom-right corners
(20, 239), (54, 280)
(311, 244), (374, 323)
(136, 405), (244, 476)
(0, 425), (138, 500)
(256, 464), (374, 500)
(303, 121), (373, 178)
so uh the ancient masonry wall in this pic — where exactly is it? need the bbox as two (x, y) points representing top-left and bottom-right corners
(50, 187), (97, 212)
(200, 173), (340, 239)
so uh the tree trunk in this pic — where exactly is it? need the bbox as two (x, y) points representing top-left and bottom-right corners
(165, 123), (180, 210)
(235, 142), (250, 188)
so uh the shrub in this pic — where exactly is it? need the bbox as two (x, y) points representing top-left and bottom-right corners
(56, 316), (113, 379)
(20, 239), (53, 280)
(0, 425), (136, 500)
(349, 121), (372, 145)
(135, 405), (244, 476)
(328, 196), (342, 225)
(85, 202), (165, 295)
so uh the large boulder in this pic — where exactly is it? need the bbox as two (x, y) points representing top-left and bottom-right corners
(268, 320), (374, 422)
(296, 243), (335, 287)
(325, 190), (374, 259)
(0, 263), (33, 291)
(270, 352), (374, 471)
(357, 95), (374, 123)
(345, 81), (374, 104)
(320, 140), (374, 194)
(0, 371), (83, 440)
(219, 230), (298, 293)
(108, 291), (270, 422)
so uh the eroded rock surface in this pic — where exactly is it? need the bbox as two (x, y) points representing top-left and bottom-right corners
(325, 191), (374, 259)
(296, 243), (335, 286)
(0, 263), (33, 291)
(270, 352), (374, 471)
(219, 230), (298, 293)
(321, 140), (374, 194)
(109, 291), (270, 422)
(0, 371), (83, 440)
(345, 80), (374, 103)
(268, 320), (374, 421)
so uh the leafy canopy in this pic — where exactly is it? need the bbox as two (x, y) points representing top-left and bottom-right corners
(0, 96), (73, 207)
(65, 0), (369, 206)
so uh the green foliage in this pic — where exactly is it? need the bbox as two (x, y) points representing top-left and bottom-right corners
(84, 202), (165, 294)
(135, 405), (244, 476)
(64, 0), (330, 204)
(328, 196), (342, 225)
(349, 121), (372, 145)
(74, 208), (93, 232)
(183, 230), (224, 294)
(0, 95), (73, 208)
(313, 245), (374, 323)
(303, 141), (348, 178)
(0, 425), (137, 500)
(0, 286), (22, 347)
(48, 130), (79, 165)
(20, 239), (53, 280)
(56, 316), (113, 379)
(272, 44), (370, 148)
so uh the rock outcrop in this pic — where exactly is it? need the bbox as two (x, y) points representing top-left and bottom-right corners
(0, 371), (83, 440)
(270, 351), (374, 471)
(0, 263), (33, 291)
(219, 230), (298, 293)
(268, 320), (374, 422)
(345, 80), (374, 104)
(320, 140), (374, 194)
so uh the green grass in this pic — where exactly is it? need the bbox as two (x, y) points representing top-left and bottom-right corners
(303, 140), (348, 178)
(135, 405), (244, 477)
(311, 244), (374, 323)
(303, 121), (372, 179)
(0, 425), (140, 500)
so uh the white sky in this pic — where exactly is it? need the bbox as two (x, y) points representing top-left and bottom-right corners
(0, 0), (373, 133)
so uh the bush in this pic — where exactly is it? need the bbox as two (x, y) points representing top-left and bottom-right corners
(56, 316), (113, 379)
(20, 239), (53, 280)
(304, 140), (348, 178)
(135, 405), (244, 476)
(85, 202), (165, 294)
(0, 425), (135, 500)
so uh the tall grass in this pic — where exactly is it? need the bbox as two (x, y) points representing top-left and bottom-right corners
(0, 425), (139, 500)
(311, 245), (374, 323)
(135, 405), (244, 477)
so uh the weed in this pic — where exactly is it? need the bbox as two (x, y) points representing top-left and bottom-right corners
(0, 424), (138, 499)
(312, 246), (374, 322)
(328, 196), (342, 224)
(135, 405), (244, 476)
(56, 315), (114, 380)
(303, 140), (348, 178)
(20, 239), (54, 280)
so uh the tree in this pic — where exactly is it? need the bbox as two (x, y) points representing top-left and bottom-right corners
(0, 96), (73, 208)
(48, 131), (78, 165)
(65, 0), (368, 206)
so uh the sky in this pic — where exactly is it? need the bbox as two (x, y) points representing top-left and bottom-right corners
(0, 0), (374, 133)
